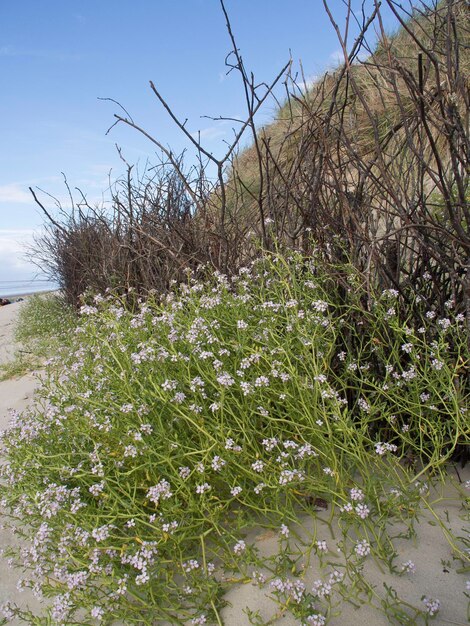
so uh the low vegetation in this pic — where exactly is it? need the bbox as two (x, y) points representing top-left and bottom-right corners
(0, 254), (468, 624)
(0, 294), (75, 380)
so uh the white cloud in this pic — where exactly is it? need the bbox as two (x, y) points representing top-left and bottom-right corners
(0, 229), (39, 280)
(329, 49), (345, 65)
(191, 125), (227, 142)
(0, 184), (32, 204)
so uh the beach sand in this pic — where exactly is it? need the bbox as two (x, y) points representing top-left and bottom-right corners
(0, 302), (468, 624)
(0, 301), (46, 622)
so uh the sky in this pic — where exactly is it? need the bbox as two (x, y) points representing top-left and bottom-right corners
(0, 0), (401, 287)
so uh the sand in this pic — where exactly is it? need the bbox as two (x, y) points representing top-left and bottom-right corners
(0, 302), (468, 625)
(0, 301), (45, 622)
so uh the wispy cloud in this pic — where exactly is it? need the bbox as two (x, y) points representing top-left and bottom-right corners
(0, 229), (37, 279)
(191, 125), (227, 142)
(0, 45), (81, 62)
(328, 47), (369, 66)
(329, 49), (345, 65)
(0, 184), (32, 204)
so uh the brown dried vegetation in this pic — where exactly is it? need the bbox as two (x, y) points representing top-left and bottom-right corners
(31, 0), (469, 332)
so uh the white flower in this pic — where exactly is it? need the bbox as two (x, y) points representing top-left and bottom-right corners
(316, 540), (328, 552)
(401, 560), (416, 574)
(89, 481), (105, 497)
(196, 483), (211, 495)
(305, 613), (326, 625)
(279, 469), (305, 484)
(355, 503), (370, 519)
(252, 571), (266, 586)
(252, 460), (265, 473)
(422, 596), (440, 616)
(358, 398), (370, 413)
(350, 488), (364, 501)
(311, 579), (331, 597)
(147, 480), (173, 504)
(230, 486), (242, 497)
(91, 606), (104, 621)
(375, 442), (398, 456)
(254, 376), (270, 387)
(280, 524), (290, 538)
(225, 438), (242, 452)
(354, 539), (370, 557)
(161, 379), (178, 392)
(233, 540), (246, 555)
(216, 372), (235, 387)
(179, 466), (191, 479)
(262, 437), (278, 451)
(211, 456), (226, 472)
(183, 559), (199, 572)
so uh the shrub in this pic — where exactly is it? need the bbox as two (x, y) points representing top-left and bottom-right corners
(0, 254), (468, 624)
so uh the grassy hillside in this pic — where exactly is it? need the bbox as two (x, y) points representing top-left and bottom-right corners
(219, 0), (469, 316)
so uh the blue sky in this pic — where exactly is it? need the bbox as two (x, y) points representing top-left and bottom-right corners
(0, 0), (400, 285)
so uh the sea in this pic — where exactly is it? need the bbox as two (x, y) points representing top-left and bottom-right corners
(0, 279), (59, 299)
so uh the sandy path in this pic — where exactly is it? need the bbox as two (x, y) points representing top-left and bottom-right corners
(0, 302), (45, 622)
(0, 302), (24, 367)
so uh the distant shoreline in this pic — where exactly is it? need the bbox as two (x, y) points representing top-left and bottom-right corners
(0, 288), (58, 301)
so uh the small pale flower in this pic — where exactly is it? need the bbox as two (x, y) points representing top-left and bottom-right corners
(233, 540), (246, 555)
(401, 560), (416, 574)
(316, 540), (328, 552)
(252, 459), (265, 473)
(355, 503), (370, 519)
(305, 613), (326, 625)
(350, 487), (364, 501)
(252, 571), (266, 586)
(354, 539), (370, 557)
(91, 606), (104, 621)
(179, 466), (191, 479)
(422, 596), (440, 616)
(280, 524), (290, 538)
(211, 456), (226, 472)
